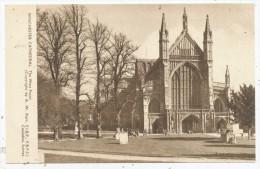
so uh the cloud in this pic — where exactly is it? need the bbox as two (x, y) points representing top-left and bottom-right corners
(136, 31), (159, 59)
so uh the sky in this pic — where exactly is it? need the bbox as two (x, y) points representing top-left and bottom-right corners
(40, 4), (255, 91)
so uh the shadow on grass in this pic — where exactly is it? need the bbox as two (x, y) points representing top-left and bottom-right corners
(39, 133), (77, 140)
(204, 144), (255, 148)
(186, 153), (255, 160)
(149, 137), (217, 141)
(39, 133), (114, 140)
(107, 138), (117, 140)
(107, 142), (119, 145)
(205, 140), (220, 143)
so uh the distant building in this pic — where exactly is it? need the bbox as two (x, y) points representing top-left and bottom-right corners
(135, 8), (231, 133)
(98, 77), (132, 102)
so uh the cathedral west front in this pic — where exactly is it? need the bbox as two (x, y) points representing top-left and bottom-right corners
(135, 8), (231, 133)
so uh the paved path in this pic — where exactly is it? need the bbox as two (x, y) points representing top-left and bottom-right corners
(38, 149), (254, 163)
(204, 133), (220, 137)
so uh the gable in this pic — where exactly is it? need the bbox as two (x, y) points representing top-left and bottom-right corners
(169, 32), (203, 59)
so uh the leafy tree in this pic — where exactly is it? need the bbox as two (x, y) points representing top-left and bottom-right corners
(228, 84), (255, 140)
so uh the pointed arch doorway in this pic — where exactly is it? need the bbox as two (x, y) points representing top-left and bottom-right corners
(182, 114), (201, 133)
(152, 118), (162, 133)
(216, 118), (227, 130)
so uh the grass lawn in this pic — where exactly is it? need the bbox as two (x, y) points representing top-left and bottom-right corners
(39, 133), (255, 161)
(38, 130), (114, 140)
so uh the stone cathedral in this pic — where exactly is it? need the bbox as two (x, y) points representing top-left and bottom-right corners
(135, 9), (231, 133)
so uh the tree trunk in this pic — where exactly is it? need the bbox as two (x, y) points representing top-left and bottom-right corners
(116, 112), (121, 133)
(97, 124), (102, 138)
(54, 127), (59, 141)
(76, 74), (84, 139)
(53, 125), (63, 141)
(95, 111), (103, 138)
(248, 127), (252, 140)
(58, 125), (63, 139)
(54, 89), (62, 141)
(74, 34), (84, 140)
(77, 107), (84, 139)
(96, 112), (102, 138)
(96, 124), (102, 138)
(78, 123), (84, 139)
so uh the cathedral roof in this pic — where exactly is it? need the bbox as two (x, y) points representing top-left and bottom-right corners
(168, 30), (204, 57)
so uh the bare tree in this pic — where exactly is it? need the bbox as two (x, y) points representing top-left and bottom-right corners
(37, 11), (72, 140)
(87, 19), (111, 138)
(100, 67), (113, 102)
(63, 5), (90, 139)
(36, 8), (47, 31)
(107, 33), (139, 131)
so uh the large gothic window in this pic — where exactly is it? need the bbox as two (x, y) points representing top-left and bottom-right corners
(192, 73), (201, 109)
(172, 63), (201, 109)
(172, 72), (180, 109)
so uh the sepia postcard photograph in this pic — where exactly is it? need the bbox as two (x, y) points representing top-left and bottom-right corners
(1, 0), (259, 169)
